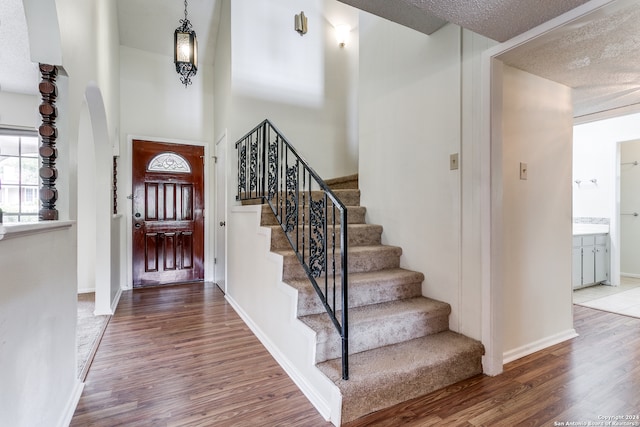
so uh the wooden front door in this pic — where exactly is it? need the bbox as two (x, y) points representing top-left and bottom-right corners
(132, 140), (204, 287)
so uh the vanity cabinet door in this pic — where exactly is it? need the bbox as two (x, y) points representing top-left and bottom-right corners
(582, 244), (596, 285)
(594, 244), (608, 283)
(572, 246), (583, 289)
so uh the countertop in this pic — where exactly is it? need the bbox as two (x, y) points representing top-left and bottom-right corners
(573, 223), (609, 236)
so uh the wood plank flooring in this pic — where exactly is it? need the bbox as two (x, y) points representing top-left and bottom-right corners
(71, 283), (331, 427)
(73, 283), (640, 427)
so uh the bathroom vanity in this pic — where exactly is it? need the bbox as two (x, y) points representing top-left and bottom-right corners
(572, 224), (609, 289)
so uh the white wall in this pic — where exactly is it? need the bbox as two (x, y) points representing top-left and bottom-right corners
(0, 225), (79, 427)
(0, 92), (39, 128)
(572, 136), (615, 219)
(620, 140), (640, 276)
(571, 115), (640, 221)
(213, 0), (231, 145)
(0, 0), (121, 423)
(119, 46), (215, 145)
(500, 64), (575, 359)
(358, 16), (467, 330)
(224, 0), (359, 179)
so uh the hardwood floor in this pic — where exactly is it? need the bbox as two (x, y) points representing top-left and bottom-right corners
(71, 283), (332, 427)
(73, 283), (640, 427)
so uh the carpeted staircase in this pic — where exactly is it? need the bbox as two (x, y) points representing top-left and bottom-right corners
(259, 175), (484, 424)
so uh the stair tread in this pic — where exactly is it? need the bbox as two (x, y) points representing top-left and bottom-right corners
(300, 296), (450, 333)
(317, 331), (484, 385)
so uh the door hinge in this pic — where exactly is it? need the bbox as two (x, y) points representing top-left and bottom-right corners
(214, 258), (217, 264)
(213, 156), (218, 163)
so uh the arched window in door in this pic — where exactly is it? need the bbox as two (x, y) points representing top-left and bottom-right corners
(147, 152), (192, 173)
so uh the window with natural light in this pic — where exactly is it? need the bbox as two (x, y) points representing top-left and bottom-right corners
(0, 130), (40, 223)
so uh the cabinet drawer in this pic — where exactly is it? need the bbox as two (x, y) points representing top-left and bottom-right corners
(595, 234), (608, 245)
(581, 235), (596, 246)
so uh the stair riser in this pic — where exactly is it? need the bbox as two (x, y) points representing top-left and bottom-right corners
(269, 225), (382, 251)
(297, 280), (423, 317)
(260, 205), (366, 226)
(313, 311), (450, 363)
(325, 174), (358, 190)
(341, 350), (483, 423)
(281, 248), (401, 281)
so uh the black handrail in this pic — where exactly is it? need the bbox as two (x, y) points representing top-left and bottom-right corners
(235, 119), (349, 380)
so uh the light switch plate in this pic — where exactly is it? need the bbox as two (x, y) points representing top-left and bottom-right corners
(520, 162), (528, 180)
(450, 153), (459, 170)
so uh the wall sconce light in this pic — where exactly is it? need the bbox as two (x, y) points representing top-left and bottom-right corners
(295, 11), (308, 35)
(174, 0), (198, 87)
(335, 25), (351, 47)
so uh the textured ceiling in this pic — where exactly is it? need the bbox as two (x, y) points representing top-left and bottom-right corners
(497, 0), (640, 118)
(407, 0), (592, 42)
(340, 0), (591, 42)
(336, 0), (447, 35)
(0, 0), (39, 95)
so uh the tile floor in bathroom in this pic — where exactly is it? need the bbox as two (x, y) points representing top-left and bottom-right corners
(573, 276), (640, 318)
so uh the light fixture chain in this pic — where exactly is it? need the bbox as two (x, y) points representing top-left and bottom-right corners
(184, 0), (188, 21)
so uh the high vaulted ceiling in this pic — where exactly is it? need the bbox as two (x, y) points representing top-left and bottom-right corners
(116, 0), (220, 66)
(2, 0), (640, 120)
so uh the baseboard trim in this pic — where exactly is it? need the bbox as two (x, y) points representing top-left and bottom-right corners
(57, 379), (84, 427)
(110, 288), (122, 313)
(224, 294), (333, 422)
(503, 329), (578, 364)
(621, 273), (640, 279)
(94, 288), (122, 316)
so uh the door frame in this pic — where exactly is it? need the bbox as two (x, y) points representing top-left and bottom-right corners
(124, 134), (212, 290)
(214, 130), (228, 293)
(479, 0), (616, 375)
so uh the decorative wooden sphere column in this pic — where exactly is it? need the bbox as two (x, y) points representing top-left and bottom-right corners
(38, 64), (59, 221)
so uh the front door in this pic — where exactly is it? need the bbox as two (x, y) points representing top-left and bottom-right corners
(132, 140), (204, 287)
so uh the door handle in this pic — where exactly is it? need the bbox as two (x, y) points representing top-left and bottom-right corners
(220, 221), (226, 227)
(134, 223), (142, 229)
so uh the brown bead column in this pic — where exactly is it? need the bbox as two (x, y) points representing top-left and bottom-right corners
(38, 64), (59, 220)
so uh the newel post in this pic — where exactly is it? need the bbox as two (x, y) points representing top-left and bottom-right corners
(38, 64), (59, 220)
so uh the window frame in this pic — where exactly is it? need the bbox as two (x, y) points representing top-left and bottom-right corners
(0, 128), (41, 223)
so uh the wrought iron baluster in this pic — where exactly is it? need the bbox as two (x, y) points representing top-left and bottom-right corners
(341, 206), (349, 380)
(260, 123), (266, 201)
(331, 201), (336, 312)
(235, 119), (349, 380)
(295, 160), (300, 253)
(301, 169), (306, 264)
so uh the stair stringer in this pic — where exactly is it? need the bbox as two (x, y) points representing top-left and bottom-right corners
(226, 205), (343, 426)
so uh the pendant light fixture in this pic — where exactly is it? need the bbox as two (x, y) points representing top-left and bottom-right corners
(174, 0), (198, 87)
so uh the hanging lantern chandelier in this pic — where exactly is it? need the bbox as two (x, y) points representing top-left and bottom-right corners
(174, 0), (198, 87)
